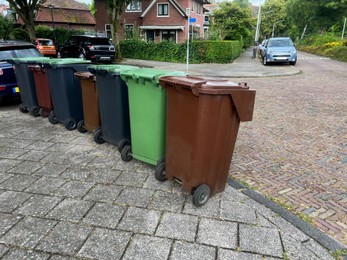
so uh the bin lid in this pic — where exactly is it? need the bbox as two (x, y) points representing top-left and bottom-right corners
(160, 76), (256, 122)
(6, 57), (51, 65)
(88, 64), (138, 75)
(74, 71), (95, 81)
(42, 58), (91, 65)
(120, 68), (187, 85)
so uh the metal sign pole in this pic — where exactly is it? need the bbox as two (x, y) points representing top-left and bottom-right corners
(186, 8), (190, 71)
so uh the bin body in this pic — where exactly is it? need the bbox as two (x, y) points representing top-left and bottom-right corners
(160, 76), (256, 195)
(121, 68), (186, 165)
(74, 72), (100, 133)
(88, 65), (138, 145)
(43, 59), (91, 129)
(29, 65), (53, 115)
(7, 57), (51, 112)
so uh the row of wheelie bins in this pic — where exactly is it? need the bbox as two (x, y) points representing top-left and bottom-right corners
(8, 57), (256, 207)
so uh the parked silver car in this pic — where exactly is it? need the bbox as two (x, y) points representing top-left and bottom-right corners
(261, 37), (297, 66)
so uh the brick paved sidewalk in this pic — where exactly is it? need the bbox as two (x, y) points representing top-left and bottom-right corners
(0, 104), (339, 259)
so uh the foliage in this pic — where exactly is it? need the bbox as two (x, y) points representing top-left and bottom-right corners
(331, 249), (347, 260)
(0, 15), (13, 40)
(211, 1), (255, 47)
(35, 26), (84, 46)
(260, 0), (287, 39)
(120, 39), (242, 63)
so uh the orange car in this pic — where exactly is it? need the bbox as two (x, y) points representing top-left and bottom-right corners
(33, 38), (56, 57)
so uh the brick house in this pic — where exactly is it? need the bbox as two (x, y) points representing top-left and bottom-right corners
(95, 0), (208, 43)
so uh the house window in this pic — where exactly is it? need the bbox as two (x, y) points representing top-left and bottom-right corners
(105, 24), (112, 39)
(125, 24), (134, 38)
(162, 30), (176, 42)
(197, 3), (201, 14)
(191, 1), (194, 12)
(158, 3), (169, 16)
(126, 0), (141, 11)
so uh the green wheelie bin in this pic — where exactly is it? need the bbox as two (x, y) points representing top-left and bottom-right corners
(41, 58), (91, 130)
(87, 65), (138, 149)
(120, 68), (186, 168)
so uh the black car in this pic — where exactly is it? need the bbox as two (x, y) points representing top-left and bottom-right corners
(0, 40), (42, 102)
(57, 35), (115, 63)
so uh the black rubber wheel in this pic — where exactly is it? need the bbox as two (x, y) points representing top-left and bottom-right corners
(39, 108), (49, 117)
(48, 111), (59, 124)
(77, 120), (88, 133)
(57, 51), (62, 58)
(117, 138), (130, 153)
(192, 184), (211, 207)
(289, 60), (297, 66)
(29, 106), (40, 117)
(263, 57), (268, 66)
(19, 104), (28, 113)
(155, 162), (167, 182)
(93, 128), (105, 144)
(64, 118), (77, 131)
(120, 144), (132, 162)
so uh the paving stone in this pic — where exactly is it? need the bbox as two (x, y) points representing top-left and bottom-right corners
(14, 194), (62, 217)
(220, 201), (257, 224)
(86, 155), (117, 169)
(182, 194), (221, 218)
(46, 198), (94, 222)
(41, 152), (68, 164)
(114, 170), (149, 187)
(0, 174), (40, 191)
(116, 187), (154, 207)
(0, 216), (56, 248)
(33, 163), (68, 177)
(49, 255), (78, 260)
(156, 212), (198, 242)
(0, 158), (20, 172)
(118, 207), (161, 235)
(0, 172), (14, 184)
(257, 214), (277, 229)
(1, 249), (50, 260)
(54, 180), (94, 198)
(0, 244), (8, 257)
(217, 248), (263, 260)
(170, 240), (216, 260)
(36, 222), (93, 255)
(77, 228), (131, 260)
(112, 159), (141, 172)
(0, 147), (27, 159)
(302, 239), (335, 260)
(7, 161), (44, 175)
(83, 203), (126, 229)
(83, 184), (122, 202)
(0, 191), (31, 212)
(148, 190), (186, 213)
(17, 150), (50, 162)
(142, 174), (173, 192)
(86, 168), (121, 184)
(239, 224), (283, 257)
(59, 167), (92, 181)
(0, 213), (22, 236)
(25, 177), (66, 195)
(24, 140), (54, 151)
(197, 218), (237, 249)
(123, 234), (172, 260)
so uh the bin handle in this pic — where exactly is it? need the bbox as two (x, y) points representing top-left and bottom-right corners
(99, 69), (108, 77)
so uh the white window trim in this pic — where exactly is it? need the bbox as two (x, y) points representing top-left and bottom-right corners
(191, 0), (194, 12)
(157, 3), (169, 17)
(161, 30), (177, 43)
(126, 0), (142, 12)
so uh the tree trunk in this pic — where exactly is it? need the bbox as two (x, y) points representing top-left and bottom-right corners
(112, 17), (122, 61)
(26, 22), (36, 41)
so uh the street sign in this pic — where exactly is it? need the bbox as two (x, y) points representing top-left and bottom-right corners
(189, 18), (196, 23)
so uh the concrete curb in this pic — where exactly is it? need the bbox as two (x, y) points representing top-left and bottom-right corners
(227, 177), (347, 257)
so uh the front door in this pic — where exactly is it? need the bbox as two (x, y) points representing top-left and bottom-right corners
(146, 30), (155, 42)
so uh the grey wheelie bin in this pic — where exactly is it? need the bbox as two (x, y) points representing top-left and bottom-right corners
(42, 58), (91, 130)
(120, 68), (186, 168)
(7, 57), (51, 116)
(88, 65), (138, 149)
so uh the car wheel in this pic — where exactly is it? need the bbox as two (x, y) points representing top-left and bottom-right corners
(79, 51), (86, 59)
(289, 60), (297, 66)
(57, 51), (62, 58)
(263, 56), (268, 66)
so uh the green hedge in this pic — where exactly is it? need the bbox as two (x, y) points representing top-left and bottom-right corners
(35, 26), (85, 46)
(120, 39), (242, 64)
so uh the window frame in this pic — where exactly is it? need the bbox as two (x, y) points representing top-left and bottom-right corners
(126, 0), (142, 12)
(157, 3), (169, 17)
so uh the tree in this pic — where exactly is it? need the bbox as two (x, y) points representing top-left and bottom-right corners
(212, 1), (255, 44)
(105, 0), (132, 61)
(260, 0), (287, 38)
(0, 15), (13, 40)
(5, 0), (44, 41)
(233, 0), (251, 8)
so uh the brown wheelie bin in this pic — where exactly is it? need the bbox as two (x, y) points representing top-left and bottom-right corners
(74, 72), (100, 134)
(157, 76), (256, 207)
(29, 65), (53, 117)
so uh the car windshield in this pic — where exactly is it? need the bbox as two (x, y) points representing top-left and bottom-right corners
(38, 40), (53, 46)
(85, 38), (112, 45)
(0, 48), (41, 61)
(268, 39), (293, 47)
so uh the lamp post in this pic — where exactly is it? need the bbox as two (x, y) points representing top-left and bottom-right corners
(48, 4), (57, 44)
(271, 20), (283, 38)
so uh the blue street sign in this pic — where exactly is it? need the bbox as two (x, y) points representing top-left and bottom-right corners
(189, 18), (196, 23)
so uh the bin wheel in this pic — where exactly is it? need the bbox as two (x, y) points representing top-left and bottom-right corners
(155, 162), (167, 182)
(120, 145), (132, 162)
(77, 120), (88, 133)
(39, 108), (49, 117)
(19, 104), (28, 113)
(64, 118), (77, 131)
(118, 138), (130, 153)
(48, 111), (58, 124)
(29, 106), (40, 117)
(193, 184), (211, 207)
(93, 128), (105, 144)
(79, 52), (86, 59)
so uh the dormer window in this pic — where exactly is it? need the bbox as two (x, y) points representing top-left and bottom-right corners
(126, 0), (141, 12)
(158, 3), (169, 16)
